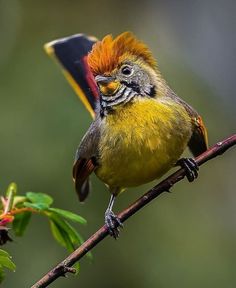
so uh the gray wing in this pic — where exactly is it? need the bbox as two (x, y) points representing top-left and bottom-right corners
(73, 117), (101, 201)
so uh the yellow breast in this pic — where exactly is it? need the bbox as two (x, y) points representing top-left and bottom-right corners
(96, 98), (192, 191)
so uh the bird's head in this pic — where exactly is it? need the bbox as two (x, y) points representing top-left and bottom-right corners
(87, 32), (162, 115)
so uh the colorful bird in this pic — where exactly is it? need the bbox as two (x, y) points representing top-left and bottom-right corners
(45, 32), (208, 238)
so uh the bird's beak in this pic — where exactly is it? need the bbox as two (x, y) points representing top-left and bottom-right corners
(95, 75), (120, 96)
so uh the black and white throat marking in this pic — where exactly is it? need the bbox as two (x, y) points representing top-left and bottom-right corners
(100, 82), (155, 116)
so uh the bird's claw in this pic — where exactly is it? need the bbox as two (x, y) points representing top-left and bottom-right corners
(176, 158), (199, 182)
(105, 210), (123, 239)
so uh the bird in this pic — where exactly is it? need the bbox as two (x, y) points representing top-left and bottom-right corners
(45, 32), (208, 238)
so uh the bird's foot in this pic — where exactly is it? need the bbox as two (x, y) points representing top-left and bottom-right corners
(105, 210), (123, 239)
(176, 158), (199, 182)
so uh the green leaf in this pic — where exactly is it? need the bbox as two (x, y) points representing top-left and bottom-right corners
(59, 217), (82, 245)
(60, 232), (74, 252)
(12, 212), (31, 236)
(48, 208), (87, 225)
(64, 221), (84, 246)
(26, 192), (53, 206)
(72, 262), (80, 275)
(0, 266), (5, 283)
(86, 250), (93, 261)
(68, 231), (92, 260)
(50, 220), (67, 248)
(4, 183), (17, 213)
(0, 256), (16, 271)
(50, 219), (81, 274)
(23, 202), (49, 211)
(49, 220), (74, 252)
(13, 196), (27, 207)
(49, 214), (77, 244)
(0, 250), (10, 258)
(49, 213), (84, 249)
(6, 183), (17, 197)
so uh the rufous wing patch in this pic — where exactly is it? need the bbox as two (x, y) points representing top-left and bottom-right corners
(73, 158), (96, 202)
(188, 116), (208, 157)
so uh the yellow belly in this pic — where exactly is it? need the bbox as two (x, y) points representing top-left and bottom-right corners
(96, 98), (192, 191)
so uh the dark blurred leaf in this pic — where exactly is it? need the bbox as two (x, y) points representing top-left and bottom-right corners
(0, 256), (15, 271)
(48, 208), (86, 224)
(12, 212), (31, 236)
(23, 202), (49, 210)
(26, 192), (53, 206)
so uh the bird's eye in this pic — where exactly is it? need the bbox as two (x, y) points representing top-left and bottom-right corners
(121, 65), (133, 76)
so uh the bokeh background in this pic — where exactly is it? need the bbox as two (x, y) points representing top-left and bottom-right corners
(1, 0), (236, 287)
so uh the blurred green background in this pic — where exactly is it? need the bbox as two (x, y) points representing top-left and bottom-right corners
(0, 0), (236, 287)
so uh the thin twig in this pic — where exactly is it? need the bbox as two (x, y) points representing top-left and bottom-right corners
(31, 134), (236, 288)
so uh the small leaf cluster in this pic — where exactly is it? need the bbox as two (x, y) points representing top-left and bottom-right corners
(0, 183), (87, 282)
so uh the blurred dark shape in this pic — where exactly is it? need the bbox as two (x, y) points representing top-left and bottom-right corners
(0, 227), (12, 246)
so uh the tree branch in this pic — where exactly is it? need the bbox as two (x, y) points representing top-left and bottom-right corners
(31, 134), (236, 288)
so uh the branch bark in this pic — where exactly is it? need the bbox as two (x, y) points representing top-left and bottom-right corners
(31, 134), (236, 288)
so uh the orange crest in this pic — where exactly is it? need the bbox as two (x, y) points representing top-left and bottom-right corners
(87, 32), (157, 76)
